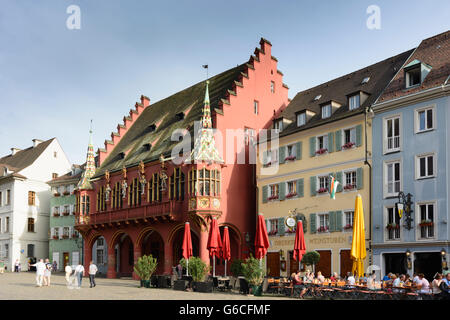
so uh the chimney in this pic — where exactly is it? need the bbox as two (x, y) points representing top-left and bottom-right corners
(11, 148), (21, 155)
(32, 139), (44, 147)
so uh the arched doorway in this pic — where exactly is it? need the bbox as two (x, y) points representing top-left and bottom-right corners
(141, 230), (165, 275)
(91, 236), (108, 276)
(172, 228), (199, 268)
(114, 234), (134, 278)
(215, 225), (241, 276)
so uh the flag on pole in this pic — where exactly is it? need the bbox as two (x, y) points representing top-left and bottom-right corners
(330, 175), (339, 200)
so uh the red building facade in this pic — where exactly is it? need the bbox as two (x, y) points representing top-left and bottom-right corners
(75, 38), (289, 278)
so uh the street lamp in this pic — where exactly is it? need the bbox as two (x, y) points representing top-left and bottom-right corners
(396, 191), (414, 230)
(405, 249), (412, 270)
(441, 248), (448, 271)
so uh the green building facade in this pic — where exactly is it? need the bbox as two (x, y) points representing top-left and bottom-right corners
(48, 166), (83, 271)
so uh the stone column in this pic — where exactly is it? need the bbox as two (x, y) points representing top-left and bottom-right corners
(132, 246), (142, 280)
(106, 251), (116, 279)
(163, 240), (173, 275)
(199, 229), (210, 276)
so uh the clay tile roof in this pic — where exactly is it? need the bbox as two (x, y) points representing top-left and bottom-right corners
(93, 63), (247, 178)
(377, 30), (450, 103)
(276, 49), (414, 138)
(0, 138), (55, 174)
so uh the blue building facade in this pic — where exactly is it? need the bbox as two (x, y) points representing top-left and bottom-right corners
(370, 31), (450, 280)
(372, 94), (450, 279)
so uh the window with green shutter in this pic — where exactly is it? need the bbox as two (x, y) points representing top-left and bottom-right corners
(310, 176), (317, 196)
(296, 142), (302, 160)
(336, 210), (343, 231)
(279, 182), (286, 201)
(335, 130), (342, 151)
(279, 146), (286, 164)
(310, 213), (316, 234)
(329, 211), (337, 232)
(356, 167), (363, 189)
(336, 171), (343, 192)
(356, 124), (362, 147)
(309, 137), (316, 157)
(262, 185), (268, 203)
(277, 217), (285, 236)
(328, 132), (334, 153)
(297, 179), (304, 197)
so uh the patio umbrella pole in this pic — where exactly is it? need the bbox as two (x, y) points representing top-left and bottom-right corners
(186, 258), (189, 276)
(213, 256), (216, 277)
(224, 260), (227, 277)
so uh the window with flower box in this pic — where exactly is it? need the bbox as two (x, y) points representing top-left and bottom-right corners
(62, 227), (70, 239)
(317, 176), (329, 194)
(53, 206), (60, 217)
(286, 181), (297, 198)
(343, 211), (354, 231)
(316, 135), (328, 155)
(52, 228), (59, 240)
(263, 149), (278, 167)
(386, 207), (401, 240)
(342, 128), (356, 150)
(285, 145), (296, 162)
(344, 171), (357, 191)
(63, 205), (70, 216)
(267, 219), (278, 236)
(268, 184), (279, 201)
(317, 213), (329, 233)
(418, 203), (435, 239)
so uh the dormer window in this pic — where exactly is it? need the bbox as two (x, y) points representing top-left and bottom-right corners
(348, 94), (360, 110)
(297, 111), (306, 127)
(321, 104), (331, 119)
(405, 65), (421, 88)
(404, 59), (432, 89)
(274, 119), (283, 133)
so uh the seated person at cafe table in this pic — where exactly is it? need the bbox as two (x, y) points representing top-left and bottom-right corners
(330, 272), (339, 282)
(438, 273), (450, 299)
(416, 273), (431, 294)
(294, 271), (307, 299)
(316, 271), (325, 284)
(345, 272), (356, 288)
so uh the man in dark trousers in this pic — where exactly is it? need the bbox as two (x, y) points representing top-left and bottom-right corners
(89, 261), (98, 288)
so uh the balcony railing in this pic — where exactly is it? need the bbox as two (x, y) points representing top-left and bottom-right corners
(76, 200), (183, 226)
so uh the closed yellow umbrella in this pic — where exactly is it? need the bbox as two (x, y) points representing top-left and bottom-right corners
(351, 194), (366, 278)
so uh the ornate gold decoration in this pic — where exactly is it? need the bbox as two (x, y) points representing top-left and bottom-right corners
(105, 170), (110, 183)
(139, 160), (145, 174)
(212, 198), (220, 209)
(122, 166), (127, 179)
(198, 197), (209, 209)
(189, 198), (196, 210)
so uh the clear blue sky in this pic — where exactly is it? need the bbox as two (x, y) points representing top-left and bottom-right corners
(1, 0), (449, 165)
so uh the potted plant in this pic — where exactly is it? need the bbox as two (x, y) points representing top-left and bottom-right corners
(267, 195), (279, 201)
(344, 184), (355, 190)
(230, 259), (244, 277)
(180, 257), (211, 292)
(342, 142), (355, 150)
(53, 212), (60, 217)
(284, 155), (296, 161)
(63, 211), (70, 216)
(62, 234), (69, 239)
(301, 251), (321, 272)
(134, 254), (158, 288)
(241, 255), (265, 296)
(317, 226), (329, 233)
(54, 192), (60, 197)
(315, 148), (328, 155)
(317, 187), (328, 194)
(63, 190), (70, 196)
(285, 192), (297, 199)
(419, 220), (433, 227)
(52, 235), (59, 240)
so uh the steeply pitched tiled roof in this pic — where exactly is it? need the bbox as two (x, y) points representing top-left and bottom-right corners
(275, 50), (414, 138)
(94, 63), (247, 177)
(48, 163), (85, 184)
(0, 138), (55, 173)
(377, 30), (450, 103)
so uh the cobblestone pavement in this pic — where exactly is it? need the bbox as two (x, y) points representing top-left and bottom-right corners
(0, 272), (291, 300)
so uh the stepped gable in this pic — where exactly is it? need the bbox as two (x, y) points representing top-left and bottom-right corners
(94, 38), (280, 178)
(276, 49), (414, 138)
(378, 30), (450, 103)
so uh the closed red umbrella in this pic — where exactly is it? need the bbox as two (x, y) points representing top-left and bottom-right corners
(293, 220), (306, 265)
(222, 226), (231, 276)
(207, 217), (222, 277)
(254, 213), (270, 267)
(182, 222), (193, 276)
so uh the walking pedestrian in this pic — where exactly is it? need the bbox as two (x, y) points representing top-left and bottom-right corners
(43, 258), (52, 286)
(14, 259), (20, 272)
(65, 265), (73, 286)
(89, 261), (98, 288)
(30, 259), (46, 287)
(52, 260), (57, 273)
(74, 263), (85, 289)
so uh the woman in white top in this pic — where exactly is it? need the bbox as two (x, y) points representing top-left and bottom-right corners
(316, 271), (325, 284)
(417, 274), (431, 294)
(431, 273), (442, 295)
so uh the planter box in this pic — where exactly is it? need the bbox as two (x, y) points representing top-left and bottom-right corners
(173, 280), (188, 291)
(63, 192), (70, 196)
(192, 281), (213, 293)
(157, 275), (171, 288)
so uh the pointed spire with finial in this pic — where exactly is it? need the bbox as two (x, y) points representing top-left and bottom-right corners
(77, 120), (96, 189)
